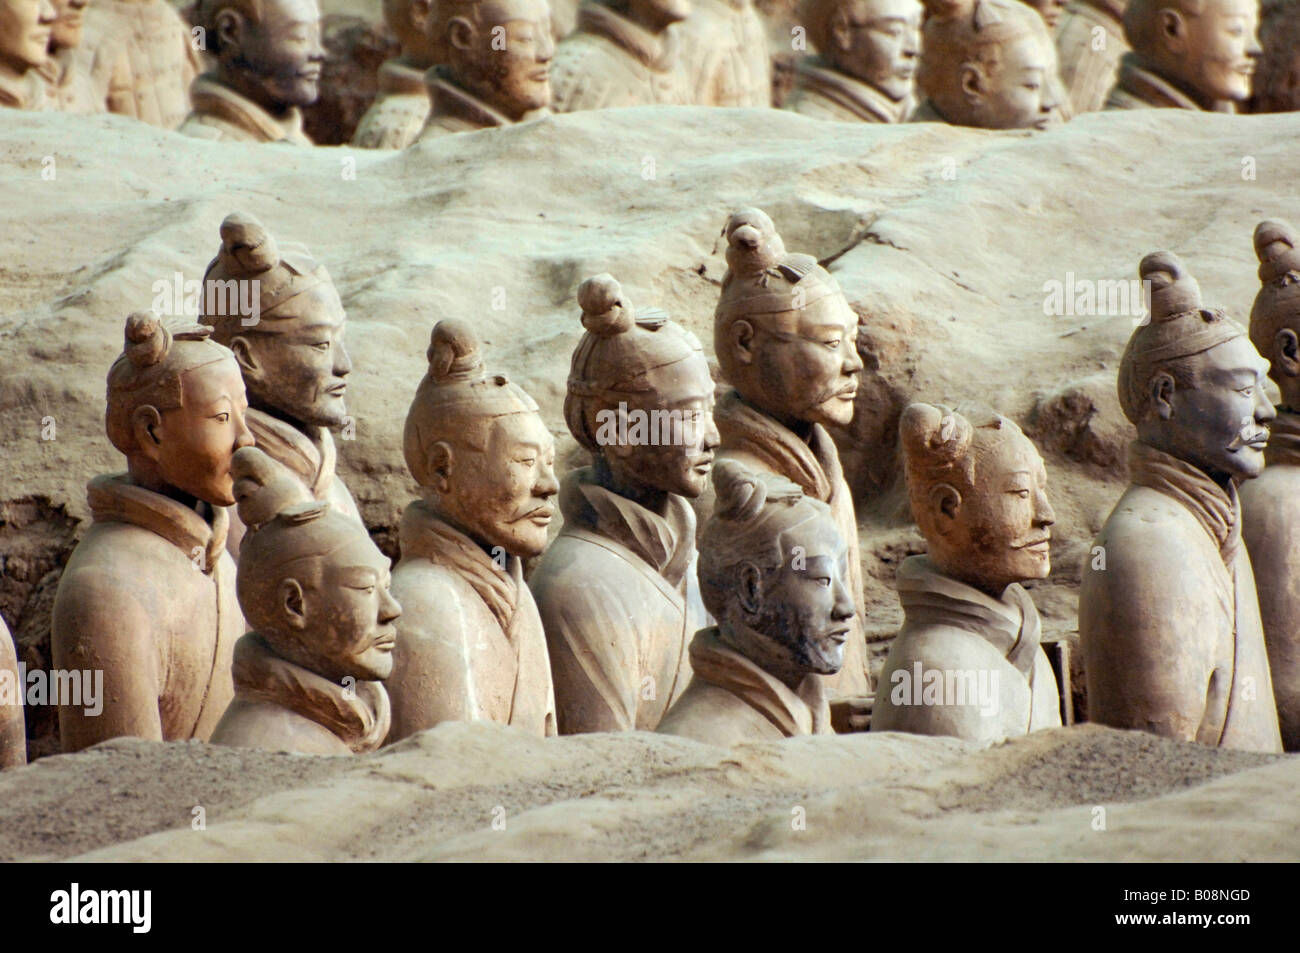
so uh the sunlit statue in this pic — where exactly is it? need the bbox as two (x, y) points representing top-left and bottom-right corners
(352, 0), (438, 148)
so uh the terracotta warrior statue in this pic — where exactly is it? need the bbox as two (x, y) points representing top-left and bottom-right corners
(75, 0), (199, 127)
(201, 212), (362, 559)
(52, 314), (252, 752)
(784, 0), (923, 123)
(914, 0), (1063, 128)
(38, 0), (102, 113)
(1055, 0), (1129, 114)
(1240, 220), (1300, 752)
(872, 403), (1062, 743)
(352, 0), (438, 148)
(416, 0), (553, 139)
(387, 320), (558, 740)
(1019, 0), (1065, 27)
(550, 0), (690, 111)
(1105, 0), (1260, 111)
(1, 616), (24, 768)
(1080, 251), (1282, 753)
(657, 461), (853, 744)
(712, 207), (870, 702)
(211, 448), (400, 755)
(181, 0), (325, 143)
(0, 0), (55, 110)
(674, 0), (771, 106)
(531, 275), (718, 734)
(1248, 0), (1300, 113)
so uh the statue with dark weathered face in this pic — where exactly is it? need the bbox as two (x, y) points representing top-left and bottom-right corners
(182, 0), (324, 143)
(1080, 251), (1283, 753)
(872, 402), (1063, 744)
(532, 274), (718, 734)
(211, 447), (401, 755)
(658, 460), (852, 745)
(1247, 0), (1300, 113)
(387, 319), (558, 741)
(786, 0), (922, 123)
(1240, 219), (1300, 752)
(1106, 0), (1261, 111)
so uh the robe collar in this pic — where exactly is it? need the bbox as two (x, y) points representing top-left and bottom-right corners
(426, 67), (544, 130)
(1112, 53), (1234, 113)
(231, 632), (391, 754)
(715, 389), (842, 503)
(87, 472), (228, 576)
(398, 500), (522, 632)
(688, 627), (829, 737)
(794, 57), (913, 123)
(245, 407), (339, 504)
(557, 466), (695, 587)
(577, 3), (677, 71)
(377, 58), (430, 97)
(1129, 440), (1241, 565)
(1265, 409), (1300, 468)
(188, 73), (311, 144)
(0, 61), (45, 110)
(896, 554), (1041, 680)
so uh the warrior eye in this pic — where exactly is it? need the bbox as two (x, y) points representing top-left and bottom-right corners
(313, 341), (330, 351)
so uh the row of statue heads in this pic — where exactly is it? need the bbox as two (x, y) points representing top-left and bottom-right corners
(2, 0), (1296, 138)
(2, 205), (1297, 771)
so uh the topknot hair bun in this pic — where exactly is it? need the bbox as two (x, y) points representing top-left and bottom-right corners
(231, 446), (315, 531)
(1139, 251), (1202, 320)
(577, 274), (635, 337)
(724, 207), (786, 279)
(713, 459), (768, 522)
(427, 319), (485, 384)
(900, 402), (973, 467)
(219, 212), (279, 277)
(1254, 219), (1300, 283)
(123, 311), (170, 369)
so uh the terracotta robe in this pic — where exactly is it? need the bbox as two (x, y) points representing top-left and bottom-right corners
(1, 616), (24, 768)
(673, 0), (771, 107)
(180, 74), (313, 144)
(36, 49), (103, 115)
(657, 627), (832, 745)
(531, 468), (706, 733)
(1080, 442), (1282, 752)
(714, 390), (871, 698)
(352, 59), (431, 150)
(1240, 410), (1300, 751)
(52, 474), (243, 751)
(225, 408), (361, 561)
(871, 555), (1061, 743)
(76, 0), (198, 128)
(784, 58), (913, 123)
(1055, 0), (1128, 115)
(1104, 52), (1235, 112)
(211, 632), (390, 755)
(0, 64), (49, 110)
(551, 3), (688, 112)
(417, 68), (550, 139)
(387, 501), (557, 739)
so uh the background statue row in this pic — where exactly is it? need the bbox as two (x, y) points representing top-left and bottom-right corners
(2, 0), (1293, 139)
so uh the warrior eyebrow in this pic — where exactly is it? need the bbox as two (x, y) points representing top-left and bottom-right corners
(338, 567), (380, 587)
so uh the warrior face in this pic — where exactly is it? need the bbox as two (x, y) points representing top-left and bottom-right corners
(825, 0), (923, 101)
(446, 0), (554, 120)
(213, 0), (326, 111)
(0, 0), (55, 71)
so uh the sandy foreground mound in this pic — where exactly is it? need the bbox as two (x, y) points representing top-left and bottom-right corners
(0, 722), (1292, 861)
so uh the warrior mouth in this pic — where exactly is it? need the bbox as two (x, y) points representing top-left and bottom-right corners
(530, 68), (550, 82)
(690, 453), (715, 473)
(519, 506), (553, 525)
(326, 383), (347, 396)
(836, 385), (858, 400)
(825, 627), (851, 644)
(1230, 431), (1270, 450)
(1017, 537), (1050, 552)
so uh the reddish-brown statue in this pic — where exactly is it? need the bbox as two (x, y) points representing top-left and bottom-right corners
(1080, 251), (1282, 753)
(1055, 0), (1130, 114)
(211, 447), (400, 755)
(550, 0), (690, 111)
(352, 0), (438, 148)
(531, 275), (718, 733)
(1240, 219), (1300, 752)
(37, 0), (102, 113)
(0, 0), (55, 110)
(1248, 0), (1300, 113)
(52, 314), (252, 752)
(387, 320), (558, 740)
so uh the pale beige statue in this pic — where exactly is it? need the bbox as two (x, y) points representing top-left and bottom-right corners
(352, 0), (438, 148)
(182, 0), (325, 143)
(0, 0), (55, 110)
(1019, 0), (1065, 26)
(75, 0), (200, 127)
(416, 0), (554, 139)
(1, 616), (24, 768)
(913, 0), (1063, 129)
(211, 448), (400, 755)
(387, 320), (558, 740)
(657, 461), (853, 744)
(38, 0), (102, 113)
(52, 314), (252, 752)
(201, 212), (362, 559)
(1248, 0), (1300, 113)
(674, 0), (771, 106)
(1055, 0), (1129, 114)
(872, 402), (1063, 744)
(712, 207), (871, 704)
(1240, 220), (1300, 752)
(550, 0), (690, 112)
(531, 275), (718, 733)
(1105, 0), (1260, 111)
(1080, 251), (1282, 753)
(784, 0), (922, 123)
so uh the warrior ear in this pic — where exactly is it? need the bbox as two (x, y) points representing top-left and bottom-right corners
(131, 405), (165, 460)
(730, 319), (756, 366)
(1275, 328), (1300, 378)
(428, 440), (455, 493)
(737, 561), (764, 616)
(279, 578), (307, 631)
(960, 63), (985, 102)
(828, 9), (854, 53)
(929, 482), (961, 528)
(447, 15), (476, 52)
(1157, 9), (1187, 52)
(1150, 370), (1176, 420)
(214, 9), (245, 57)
